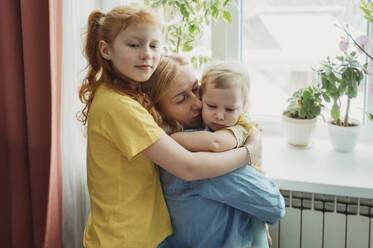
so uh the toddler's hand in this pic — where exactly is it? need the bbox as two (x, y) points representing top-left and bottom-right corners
(244, 125), (262, 164)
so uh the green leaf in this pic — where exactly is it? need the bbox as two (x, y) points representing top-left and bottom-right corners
(222, 10), (232, 24)
(211, 4), (219, 18)
(196, 1), (202, 11)
(179, 4), (190, 18)
(346, 85), (357, 98)
(368, 113), (373, 121)
(338, 81), (347, 94)
(189, 24), (197, 33)
(360, 6), (371, 16)
(323, 93), (331, 102)
(182, 44), (193, 52)
(303, 90), (311, 100)
(331, 102), (340, 121)
(169, 38), (176, 46)
(223, 0), (232, 6)
(299, 108), (306, 118)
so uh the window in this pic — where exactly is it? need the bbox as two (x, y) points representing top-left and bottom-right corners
(216, 0), (372, 124)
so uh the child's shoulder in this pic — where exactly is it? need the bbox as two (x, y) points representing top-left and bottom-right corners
(92, 84), (144, 115)
(95, 84), (136, 105)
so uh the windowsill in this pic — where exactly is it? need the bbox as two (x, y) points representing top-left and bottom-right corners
(260, 120), (373, 199)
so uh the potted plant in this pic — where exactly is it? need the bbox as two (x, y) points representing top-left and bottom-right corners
(316, 34), (368, 152)
(282, 85), (323, 147)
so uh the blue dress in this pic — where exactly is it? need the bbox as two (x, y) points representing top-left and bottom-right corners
(159, 162), (285, 248)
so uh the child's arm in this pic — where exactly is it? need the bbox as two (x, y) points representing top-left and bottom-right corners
(171, 130), (237, 152)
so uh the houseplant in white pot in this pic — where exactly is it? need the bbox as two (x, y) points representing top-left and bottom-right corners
(317, 35), (368, 152)
(282, 85), (323, 147)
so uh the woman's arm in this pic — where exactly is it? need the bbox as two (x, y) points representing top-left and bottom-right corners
(142, 134), (248, 181)
(171, 129), (237, 152)
(201, 165), (285, 225)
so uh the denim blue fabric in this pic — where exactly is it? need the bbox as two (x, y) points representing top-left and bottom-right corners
(159, 129), (285, 247)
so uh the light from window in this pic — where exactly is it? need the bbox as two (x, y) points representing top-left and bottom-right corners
(241, 0), (368, 120)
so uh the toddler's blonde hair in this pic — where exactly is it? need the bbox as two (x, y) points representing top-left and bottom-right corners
(200, 61), (250, 112)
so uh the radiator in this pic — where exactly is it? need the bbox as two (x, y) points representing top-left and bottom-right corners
(269, 190), (373, 248)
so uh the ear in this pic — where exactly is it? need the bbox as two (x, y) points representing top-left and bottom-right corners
(99, 40), (112, 60)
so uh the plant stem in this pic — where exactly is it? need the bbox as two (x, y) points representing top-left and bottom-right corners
(343, 26), (373, 62)
(176, 35), (181, 53)
(344, 96), (351, 126)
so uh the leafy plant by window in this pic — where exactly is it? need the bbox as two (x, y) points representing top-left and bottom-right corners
(144, 0), (234, 68)
(316, 34), (367, 126)
(361, 0), (373, 23)
(283, 85), (323, 120)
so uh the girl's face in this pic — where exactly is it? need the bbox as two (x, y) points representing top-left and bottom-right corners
(158, 65), (203, 129)
(202, 83), (243, 131)
(100, 22), (162, 82)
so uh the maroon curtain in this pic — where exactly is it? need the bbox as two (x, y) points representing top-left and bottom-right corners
(0, 0), (62, 247)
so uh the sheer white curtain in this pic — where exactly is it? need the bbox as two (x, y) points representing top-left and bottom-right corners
(62, 1), (144, 247)
(61, 1), (98, 247)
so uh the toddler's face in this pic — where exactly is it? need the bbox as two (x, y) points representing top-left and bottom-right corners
(202, 83), (243, 131)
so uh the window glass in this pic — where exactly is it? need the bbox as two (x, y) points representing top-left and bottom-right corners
(241, 0), (368, 119)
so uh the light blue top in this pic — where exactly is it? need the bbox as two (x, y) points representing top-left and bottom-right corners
(159, 145), (285, 247)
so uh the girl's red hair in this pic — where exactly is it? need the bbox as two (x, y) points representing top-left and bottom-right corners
(78, 5), (162, 125)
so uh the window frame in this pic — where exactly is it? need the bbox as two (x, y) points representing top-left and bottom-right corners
(211, 0), (373, 135)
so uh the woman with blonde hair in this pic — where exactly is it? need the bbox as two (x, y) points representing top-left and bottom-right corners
(145, 55), (285, 248)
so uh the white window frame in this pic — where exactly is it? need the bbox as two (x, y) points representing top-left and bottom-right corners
(212, 0), (373, 139)
(367, 24), (373, 129)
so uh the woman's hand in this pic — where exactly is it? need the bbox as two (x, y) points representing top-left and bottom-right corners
(244, 123), (262, 165)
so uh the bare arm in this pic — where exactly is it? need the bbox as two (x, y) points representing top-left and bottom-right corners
(142, 134), (248, 181)
(244, 125), (262, 165)
(171, 129), (237, 152)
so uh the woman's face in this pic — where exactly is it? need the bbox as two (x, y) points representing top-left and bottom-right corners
(159, 65), (203, 129)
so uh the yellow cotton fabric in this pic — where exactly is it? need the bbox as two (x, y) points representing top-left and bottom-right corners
(225, 114), (263, 173)
(83, 84), (172, 248)
(224, 114), (253, 148)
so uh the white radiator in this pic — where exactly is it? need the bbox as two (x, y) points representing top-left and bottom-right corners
(269, 190), (373, 248)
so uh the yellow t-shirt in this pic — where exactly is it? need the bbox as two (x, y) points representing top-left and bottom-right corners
(83, 84), (172, 248)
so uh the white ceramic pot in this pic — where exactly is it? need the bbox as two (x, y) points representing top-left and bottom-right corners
(282, 115), (317, 147)
(327, 119), (361, 153)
